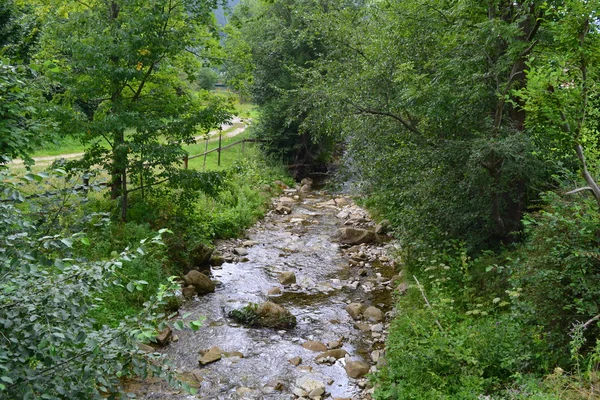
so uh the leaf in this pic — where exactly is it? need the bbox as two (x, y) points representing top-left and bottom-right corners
(127, 282), (135, 292)
(173, 320), (184, 331)
(0, 376), (13, 384)
(80, 237), (91, 246)
(60, 238), (74, 248)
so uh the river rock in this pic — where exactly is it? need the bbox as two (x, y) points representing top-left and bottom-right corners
(223, 351), (244, 358)
(302, 341), (327, 352)
(363, 306), (384, 322)
(199, 346), (222, 365)
(190, 243), (214, 267)
(309, 387), (325, 399)
(256, 301), (297, 329)
(327, 339), (342, 349)
(374, 219), (391, 234)
(183, 270), (215, 295)
(274, 180), (289, 189)
(233, 247), (248, 256)
(178, 370), (204, 388)
(210, 254), (225, 266)
(278, 271), (297, 285)
(345, 360), (370, 379)
(397, 282), (409, 294)
(345, 303), (364, 320)
(335, 197), (349, 206)
(315, 349), (348, 361)
(289, 356), (302, 366)
(355, 323), (371, 332)
(279, 197), (296, 205)
(268, 287), (282, 296)
(295, 376), (325, 397)
(371, 350), (381, 363)
(182, 285), (196, 298)
(300, 177), (313, 186)
(243, 240), (259, 247)
(276, 205), (292, 215)
(300, 184), (312, 193)
(266, 379), (286, 391)
(338, 227), (376, 245)
(137, 343), (155, 353)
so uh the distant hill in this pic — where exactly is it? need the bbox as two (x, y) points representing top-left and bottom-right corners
(214, 0), (240, 26)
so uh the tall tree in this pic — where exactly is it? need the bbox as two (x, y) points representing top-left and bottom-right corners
(224, 0), (343, 177)
(39, 0), (232, 220)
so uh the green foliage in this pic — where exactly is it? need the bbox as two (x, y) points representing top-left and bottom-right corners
(228, 303), (261, 326)
(224, 0), (340, 174)
(511, 192), (600, 362)
(197, 67), (219, 91)
(0, 60), (47, 166)
(376, 241), (548, 399)
(36, 0), (233, 219)
(0, 169), (199, 398)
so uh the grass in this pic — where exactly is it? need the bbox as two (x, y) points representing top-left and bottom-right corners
(26, 100), (259, 159)
(186, 129), (262, 171)
(235, 102), (260, 120)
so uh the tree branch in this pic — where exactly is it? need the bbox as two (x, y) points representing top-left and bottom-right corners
(413, 275), (443, 331)
(350, 102), (422, 135)
(565, 186), (592, 195)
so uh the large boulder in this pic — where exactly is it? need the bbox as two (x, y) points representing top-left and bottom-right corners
(229, 301), (296, 329)
(190, 243), (214, 268)
(338, 227), (376, 245)
(183, 270), (215, 295)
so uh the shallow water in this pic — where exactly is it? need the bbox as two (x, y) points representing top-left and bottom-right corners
(135, 191), (394, 400)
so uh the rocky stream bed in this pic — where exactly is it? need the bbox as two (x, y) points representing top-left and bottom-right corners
(129, 181), (402, 400)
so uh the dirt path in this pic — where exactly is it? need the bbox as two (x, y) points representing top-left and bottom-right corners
(9, 117), (249, 168)
(128, 184), (398, 400)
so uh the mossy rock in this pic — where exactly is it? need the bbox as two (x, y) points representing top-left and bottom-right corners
(229, 301), (296, 329)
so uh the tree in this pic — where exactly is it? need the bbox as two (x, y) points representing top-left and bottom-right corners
(518, 0), (600, 208)
(224, 0), (341, 177)
(39, 0), (232, 220)
(0, 1), (46, 166)
(284, 0), (555, 245)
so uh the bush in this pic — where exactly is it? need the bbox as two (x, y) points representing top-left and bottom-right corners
(511, 192), (600, 365)
(375, 240), (548, 399)
(0, 170), (186, 398)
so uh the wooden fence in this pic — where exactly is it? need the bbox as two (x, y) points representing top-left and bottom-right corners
(182, 136), (266, 170)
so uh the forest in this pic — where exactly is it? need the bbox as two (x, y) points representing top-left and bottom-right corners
(2, 0), (600, 399)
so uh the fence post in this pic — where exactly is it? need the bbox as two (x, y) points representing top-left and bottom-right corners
(218, 133), (222, 166)
(184, 155), (189, 170)
(203, 137), (208, 171)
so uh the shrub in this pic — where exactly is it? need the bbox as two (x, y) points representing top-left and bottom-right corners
(511, 192), (600, 364)
(0, 170), (187, 398)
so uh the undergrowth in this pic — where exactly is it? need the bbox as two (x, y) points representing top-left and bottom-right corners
(373, 192), (600, 399)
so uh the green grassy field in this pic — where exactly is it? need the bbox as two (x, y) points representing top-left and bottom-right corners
(28, 101), (259, 159)
(185, 129), (263, 171)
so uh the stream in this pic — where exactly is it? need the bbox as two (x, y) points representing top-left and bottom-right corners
(131, 185), (398, 400)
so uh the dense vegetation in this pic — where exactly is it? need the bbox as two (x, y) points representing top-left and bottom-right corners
(225, 0), (600, 398)
(5, 0), (600, 398)
(0, 0), (289, 398)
